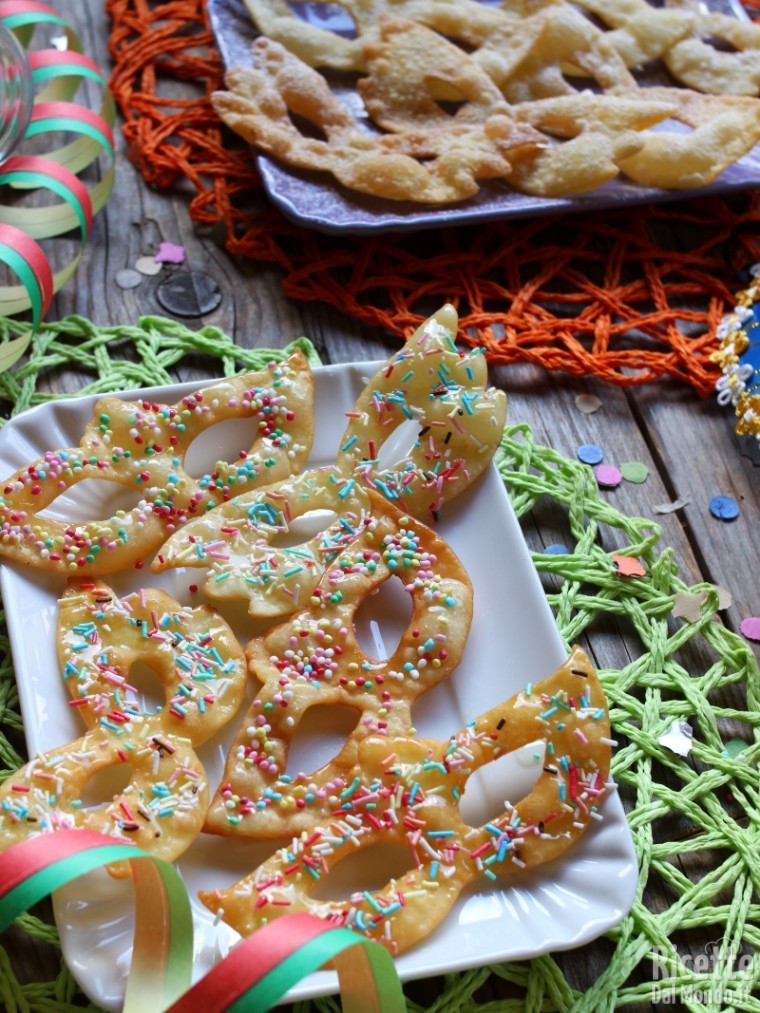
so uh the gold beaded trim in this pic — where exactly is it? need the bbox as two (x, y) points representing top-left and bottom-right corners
(712, 270), (760, 441)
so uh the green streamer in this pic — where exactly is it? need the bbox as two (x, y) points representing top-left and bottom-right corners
(233, 927), (405, 1013)
(0, 243), (43, 326)
(0, 845), (137, 932)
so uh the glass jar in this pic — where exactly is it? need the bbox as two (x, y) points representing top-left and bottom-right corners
(0, 21), (33, 166)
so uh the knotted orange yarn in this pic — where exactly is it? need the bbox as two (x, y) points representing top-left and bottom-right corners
(106, 0), (760, 394)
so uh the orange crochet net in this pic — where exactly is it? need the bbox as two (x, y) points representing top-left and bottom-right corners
(106, 0), (760, 394)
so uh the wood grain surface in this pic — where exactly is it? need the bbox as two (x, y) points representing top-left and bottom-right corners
(4, 1), (759, 1008)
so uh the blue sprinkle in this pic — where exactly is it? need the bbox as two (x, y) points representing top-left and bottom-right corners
(545, 543), (570, 555)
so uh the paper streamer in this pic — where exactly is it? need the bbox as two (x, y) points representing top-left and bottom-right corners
(0, 1), (115, 372)
(0, 829), (406, 1013)
(0, 830), (193, 1011)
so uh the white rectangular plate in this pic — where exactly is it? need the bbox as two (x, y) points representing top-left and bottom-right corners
(0, 362), (637, 1008)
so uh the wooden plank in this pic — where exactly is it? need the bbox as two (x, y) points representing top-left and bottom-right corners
(632, 381), (760, 652)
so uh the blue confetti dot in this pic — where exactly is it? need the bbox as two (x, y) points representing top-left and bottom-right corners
(577, 444), (604, 466)
(545, 544), (570, 555)
(709, 495), (740, 521)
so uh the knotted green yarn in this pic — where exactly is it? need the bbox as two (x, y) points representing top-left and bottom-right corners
(0, 314), (757, 1012)
(498, 426), (759, 1011)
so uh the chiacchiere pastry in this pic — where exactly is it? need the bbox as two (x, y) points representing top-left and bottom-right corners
(0, 720), (209, 876)
(203, 490), (474, 839)
(152, 465), (373, 620)
(200, 646), (613, 956)
(335, 303), (507, 523)
(0, 352), (314, 575)
(57, 579), (248, 744)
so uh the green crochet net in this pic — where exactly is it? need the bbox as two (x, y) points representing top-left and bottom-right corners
(0, 315), (758, 1013)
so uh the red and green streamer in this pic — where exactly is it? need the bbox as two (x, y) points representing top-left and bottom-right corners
(0, 829), (406, 1013)
(0, 0), (115, 372)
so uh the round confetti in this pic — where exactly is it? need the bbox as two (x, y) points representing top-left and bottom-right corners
(135, 255), (163, 276)
(595, 464), (622, 489)
(157, 270), (222, 318)
(544, 543), (570, 555)
(577, 443), (604, 466)
(723, 738), (748, 759)
(709, 495), (740, 521)
(114, 268), (142, 290)
(575, 394), (602, 415)
(620, 461), (649, 484)
(739, 617), (760, 641)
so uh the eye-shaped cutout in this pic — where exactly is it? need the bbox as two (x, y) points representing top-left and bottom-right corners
(36, 478), (145, 523)
(285, 702), (361, 780)
(183, 417), (260, 479)
(354, 571), (413, 662)
(127, 659), (166, 715)
(434, 97), (471, 117)
(696, 30), (738, 54)
(374, 416), (421, 473)
(287, 110), (329, 142)
(310, 842), (412, 901)
(458, 740), (546, 828)
(289, 1), (358, 39)
(79, 762), (134, 811)
(269, 508), (338, 549)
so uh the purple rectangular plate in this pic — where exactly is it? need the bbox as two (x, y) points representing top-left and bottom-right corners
(208, 0), (759, 235)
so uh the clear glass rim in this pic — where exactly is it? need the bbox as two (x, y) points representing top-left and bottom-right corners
(0, 21), (34, 166)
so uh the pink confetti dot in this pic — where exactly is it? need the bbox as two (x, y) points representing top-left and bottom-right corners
(155, 241), (186, 264)
(740, 617), (760, 642)
(595, 464), (622, 489)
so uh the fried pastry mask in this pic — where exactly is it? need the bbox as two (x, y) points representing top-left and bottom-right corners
(200, 646), (612, 955)
(0, 578), (254, 873)
(336, 304), (507, 523)
(203, 493), (473, 839)
(212, 37), (544, 204)
(152, 466), (373, 620)
(0, 721), (208, 874)
(0, 353), (314, 575)
(615, 86), (760, 188)
(358, 16), (509, 132)
(663, 11), (760, 96)
(571, 0), (696, 71)
(57, 579), (248, 744)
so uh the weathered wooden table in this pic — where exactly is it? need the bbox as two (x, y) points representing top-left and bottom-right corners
(5, 1), (759, 1008)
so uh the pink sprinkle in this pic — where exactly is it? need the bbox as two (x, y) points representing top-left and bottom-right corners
(595, 465), (622, 489)
(155, 241), (186, 264)
(740, 617), (760, 642)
